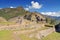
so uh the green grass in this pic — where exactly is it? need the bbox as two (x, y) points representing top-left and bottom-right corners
(42, 32), (60, 40)
(0, 30), (14, 40)
(19, 34), (38, 40)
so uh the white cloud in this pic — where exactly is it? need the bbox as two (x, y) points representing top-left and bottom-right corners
(30, 1), (42, 9)
(10, 6), (15, 8)
(24, 8), (29, 11)
(24, 1), (42, 11)
(41, 12), (60, 17)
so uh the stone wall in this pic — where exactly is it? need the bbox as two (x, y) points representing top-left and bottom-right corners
(29, 28), (55, 40)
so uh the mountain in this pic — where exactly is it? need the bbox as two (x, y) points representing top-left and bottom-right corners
(47, 16), (60, 20)
(44, 15), (60, 24)
(49, 16), (60, 24)
(51, 16), (60, 20)
(0, 7), (28, 20)
(0, 6), (57, 25)
(0, 7), (46, 21)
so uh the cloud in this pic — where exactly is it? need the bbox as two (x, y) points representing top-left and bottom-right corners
(24, 1), (42, 11)
(30, 1), (42, 9)
(10, 6), (15, 8)
(24, 8), (29, 11)
(41, 12), (60, 17)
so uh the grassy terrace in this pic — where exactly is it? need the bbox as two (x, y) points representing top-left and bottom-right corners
(42, 32), (60, 40)
(0, 25), (55, 40)
(0, 30), (14, 40)
(19, 34), (38, 40)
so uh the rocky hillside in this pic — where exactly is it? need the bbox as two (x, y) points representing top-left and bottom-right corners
(0, 6), (56, 26)
(8, 12), (46, 24)
(0, 7), (56, 25)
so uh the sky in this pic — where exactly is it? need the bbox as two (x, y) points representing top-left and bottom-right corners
(0, 0), (60, 16)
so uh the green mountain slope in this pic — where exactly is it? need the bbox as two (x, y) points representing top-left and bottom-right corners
(0, 7), (28, 20)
